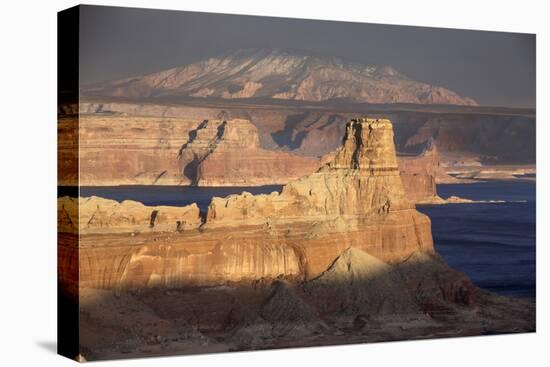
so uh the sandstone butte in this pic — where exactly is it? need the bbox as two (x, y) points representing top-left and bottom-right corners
(60, 118), (534, 360)
(397, 142), (449, 204)
(60, 114), (442, 203)
(59, 118), (435, 291)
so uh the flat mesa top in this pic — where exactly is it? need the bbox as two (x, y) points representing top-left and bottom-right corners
(351, 117), (391, 124)
(349, 118), (393, 129)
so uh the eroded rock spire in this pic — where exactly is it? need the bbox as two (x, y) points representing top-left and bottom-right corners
(206, 117), (414, 225)
(329, 118), (400, 173)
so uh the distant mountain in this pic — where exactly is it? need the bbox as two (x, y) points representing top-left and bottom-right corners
(83, 48), (478, 106)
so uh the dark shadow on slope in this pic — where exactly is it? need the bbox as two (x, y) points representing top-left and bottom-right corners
(63, 246), (535, 361)
(271, 112), (309, 148)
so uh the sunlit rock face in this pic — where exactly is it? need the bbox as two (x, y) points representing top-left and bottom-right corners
(59, 117), (434, 289)
(179, 118), (321, 186)
(61, 114), (320, 187)
(74, 115), (200, 186)
(58, 196), (202, 234)
(206, 118), (416, 224)
(61, 110), (473, 196)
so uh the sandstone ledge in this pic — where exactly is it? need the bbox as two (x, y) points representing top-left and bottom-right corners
(58, 196), (201, 234)
(59, 117), (534, 360)
(59, 117), (434, 289)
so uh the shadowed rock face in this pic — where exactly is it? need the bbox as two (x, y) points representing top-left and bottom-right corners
(73, 244), (534, 361)
(83, 49), (478, 106)
(304, 247), (422, 317)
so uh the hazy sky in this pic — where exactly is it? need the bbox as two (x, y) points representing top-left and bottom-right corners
(78, 5), (536, 108)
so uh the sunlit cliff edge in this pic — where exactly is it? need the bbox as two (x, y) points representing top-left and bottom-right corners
(58, 117), (534, 359)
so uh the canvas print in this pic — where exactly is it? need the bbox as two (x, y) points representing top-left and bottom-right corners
(57, 5), (536, 362)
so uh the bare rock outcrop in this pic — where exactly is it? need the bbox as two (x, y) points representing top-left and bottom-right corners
(63, 114), (320, 187)
(398, 143), (450, 204)
(77, 98), (536, 166)
(75, 115), (201, 186)
(179, 118), (320, 186)
(62, 116), (534, 358)
(63, 109), (497, 192)
(59, 118), (434, 290)
(202, 118), (434, 272)
(206, 118), (416, 224)
(58, 196), (202, 234)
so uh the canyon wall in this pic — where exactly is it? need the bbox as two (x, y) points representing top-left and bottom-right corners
(58, 116), (79, 186)
(67, 115), (319, 187)
(180, 118), (320, 186)
(59, 118), (434, 290)
(62, 117), (535, 360)
(205, 118), (415, 225)
(79, 99), (536, 165)
(397, 143), (447, 203)
(66, 113), (441, 203)
(76, 115), (200, 186)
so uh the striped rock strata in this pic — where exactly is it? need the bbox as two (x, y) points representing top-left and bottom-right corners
(59, 118), (433, 290)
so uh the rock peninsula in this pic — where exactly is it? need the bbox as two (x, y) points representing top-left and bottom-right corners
(66, 113), (449, 204)
(60, 118), (434, 289)
(59, 117), (534, 359)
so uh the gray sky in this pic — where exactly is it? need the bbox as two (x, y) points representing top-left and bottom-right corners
(78, 5), (536, 108)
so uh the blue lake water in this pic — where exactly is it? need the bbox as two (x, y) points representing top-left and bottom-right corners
(417, 181), (536, 299)
(72, 180), (536, 299)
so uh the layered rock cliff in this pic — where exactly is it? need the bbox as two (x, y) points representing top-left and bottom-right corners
(59, 118), (434, 290)
(66, 115), (320, 187)
(61, 117), (534, 359)
(58, 196), (202, 234)
(67, 102), (534, 192)
(76, 115), (200, 186)
(67, 113), (452, 203)
(179, 118), (320, 186)
(397, 142), (447, 204)
(79, 99), (536, 165)
(206, 118), (416, 225)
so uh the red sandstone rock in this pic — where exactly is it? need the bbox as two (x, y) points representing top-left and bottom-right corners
(60, 117), (534, 359)
(206, 118), (418, 225)
(397, 143), (448, 204)
(180, 119), (321, 186)
(59, 118), (434, 290)
(75, 115), (200, 186)
(58, 196), (202, 234)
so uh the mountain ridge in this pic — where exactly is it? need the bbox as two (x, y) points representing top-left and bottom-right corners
(83, 48), (478, 106)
